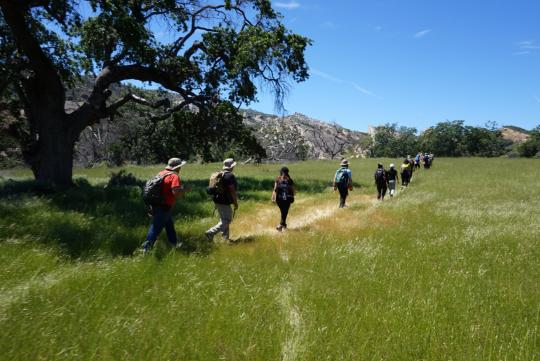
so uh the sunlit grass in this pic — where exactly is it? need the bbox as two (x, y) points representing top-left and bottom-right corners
(1, 158), (539, 360)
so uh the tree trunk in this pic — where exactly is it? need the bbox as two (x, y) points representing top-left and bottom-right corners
(24, 108), (76, 187)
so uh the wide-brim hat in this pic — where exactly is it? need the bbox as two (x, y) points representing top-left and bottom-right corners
(340, 159), (349, 166)
(165, 158), (187, 171)
(223, 158), (237, 170)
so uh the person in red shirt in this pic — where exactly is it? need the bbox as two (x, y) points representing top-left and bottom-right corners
(142, 158), (190, 253)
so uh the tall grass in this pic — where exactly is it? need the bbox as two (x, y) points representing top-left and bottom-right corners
(1, 158), (539, 360)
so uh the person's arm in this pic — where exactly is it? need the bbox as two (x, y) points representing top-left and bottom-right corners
(170, 174), (190, 199)
(229, 184), (238, 210)
(348, 170), (353, 190)
(172, 184), (191, 198)
(271, 181), (277, 202)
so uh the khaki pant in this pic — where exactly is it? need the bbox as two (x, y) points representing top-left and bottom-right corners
(207, 203), (233, 240)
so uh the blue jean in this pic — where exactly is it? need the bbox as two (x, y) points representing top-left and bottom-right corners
(143, 207), (177, 251)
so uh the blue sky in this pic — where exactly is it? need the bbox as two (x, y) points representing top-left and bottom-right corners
(248, 0), (540, 131)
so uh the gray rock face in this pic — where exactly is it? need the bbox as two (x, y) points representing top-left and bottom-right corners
(242, 110), (369, 161)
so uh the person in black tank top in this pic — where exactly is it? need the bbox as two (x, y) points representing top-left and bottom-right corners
(272, 167), (295, 231)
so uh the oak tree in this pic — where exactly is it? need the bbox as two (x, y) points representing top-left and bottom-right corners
(0, 0), (310, 185)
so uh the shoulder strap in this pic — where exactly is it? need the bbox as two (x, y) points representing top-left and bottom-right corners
(160, 171), (174, 180)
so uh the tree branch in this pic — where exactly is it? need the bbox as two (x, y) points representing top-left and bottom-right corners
(169, 4), (252, 56)
(184, 40), (206, 59)
(169, 4), (226, 55)
(0, 1), (64, 98)
(105, 93), (171, 116)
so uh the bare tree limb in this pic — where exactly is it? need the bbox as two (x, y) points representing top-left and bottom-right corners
(105, 93), (171, 116)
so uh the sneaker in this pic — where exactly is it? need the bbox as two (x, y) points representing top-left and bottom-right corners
(204, 231), (214, 241)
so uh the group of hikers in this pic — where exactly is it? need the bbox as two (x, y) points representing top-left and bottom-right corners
(141, 153), (433, 252)
(332, 152), (433, 207)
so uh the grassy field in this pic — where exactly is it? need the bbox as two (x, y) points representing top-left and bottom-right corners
(1, 158), (539, 360)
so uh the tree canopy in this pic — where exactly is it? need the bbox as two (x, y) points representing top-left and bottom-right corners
(372, 123), (418, 158)
(369, 120), (511, 158)
(518, 126), (540, 157)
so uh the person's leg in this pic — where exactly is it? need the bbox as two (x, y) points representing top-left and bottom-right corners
(389, 180), (395, 196)
(377, 184), (382, 199)
(206, 204), (223, 239)
(278, 200), (291, 227)
(382, 185), (387, 200)
(216, 204), (233, 240)
(338, 186), (348, 207)
(143, 207), (166, 251)
(163, 210), (178, 247)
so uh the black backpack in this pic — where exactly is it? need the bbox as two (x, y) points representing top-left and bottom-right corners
(374, 168), (386, 184)
(142, 172), (173, 206)
(276, 178), (292, 201)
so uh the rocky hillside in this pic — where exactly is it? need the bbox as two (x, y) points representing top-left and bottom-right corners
(500, 126), (530, 144)
(63, 79), (370, 163)
(242, 110), (369, 160)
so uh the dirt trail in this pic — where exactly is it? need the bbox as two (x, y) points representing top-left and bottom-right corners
(233, 193), (377, 239)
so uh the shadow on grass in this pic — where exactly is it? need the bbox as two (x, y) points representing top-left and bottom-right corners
(0, 174), (330, 260)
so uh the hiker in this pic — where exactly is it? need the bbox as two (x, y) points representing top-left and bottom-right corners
(141, 158), (191, 253)
(333, 159), (353, 208)
(414, 152), (421, 170)
(400, 159), (412, 187)
(424, 153), (431, 169)
(272, 167), (296, 231)
(205, 158), (239, 242)
(374, 163), (388, 200)
(387, 163), (399, 197)
(407, 155), (415, 181)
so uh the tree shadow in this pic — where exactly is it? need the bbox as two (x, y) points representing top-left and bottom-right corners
(0, 174), (330, 260)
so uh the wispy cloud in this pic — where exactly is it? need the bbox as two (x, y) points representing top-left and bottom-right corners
(518, 40), (540, 50)
(414, 29), (432, 38)
(311, 69), (375, 96)
(513, 40), (540, 55)
(274, 1), (300, 9)
(321, 21), (336, 29)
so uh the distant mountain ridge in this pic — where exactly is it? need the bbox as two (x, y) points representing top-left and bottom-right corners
(241, 109), (369, 160)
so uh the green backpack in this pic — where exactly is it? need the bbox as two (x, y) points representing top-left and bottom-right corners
(335, 168), (349, 185)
